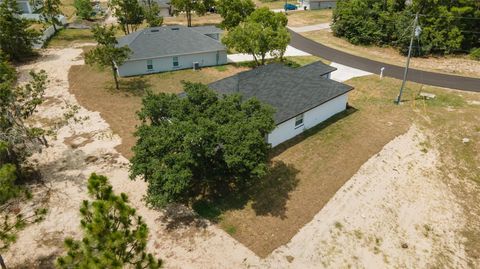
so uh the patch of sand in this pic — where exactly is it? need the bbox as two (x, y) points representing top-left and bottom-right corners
(266, 126), (467, 268)
(3, 47), (468, 269)
(4, 48), (261, 268)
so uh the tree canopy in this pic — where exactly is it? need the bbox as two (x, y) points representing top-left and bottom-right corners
(85, 25), (131, 90)
(110, 0), (145, 34)
(56, 173), (162, 268)
(222, 7), (290, 66)
(217, 0), (255, 30)
(40, 0), (62, 32)
(0, 54), (48, 267)
(74, 0), (93, 20)
(170, 0), (207, 27)
(130, 82), (276, 207)
(332, 0), (480, 56)
(0, 0), (41, 61)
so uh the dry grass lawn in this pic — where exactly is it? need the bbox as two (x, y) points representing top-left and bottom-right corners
(254, 0), (286, 9)
(164, 13), (222, 27)
(303, 30), (480, 78)
(69, 54), (480, 261)
(286, 10), (332, 27)
(217, 76), (480, 258)
(69, 64), (249, 159)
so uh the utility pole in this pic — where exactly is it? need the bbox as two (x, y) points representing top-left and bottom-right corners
(396, 12), (419, 104)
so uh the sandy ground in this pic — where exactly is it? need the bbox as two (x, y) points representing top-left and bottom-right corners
(4, 48), (261, 268)
(265, 126), (468, 268)
(3, 47), (468, 268)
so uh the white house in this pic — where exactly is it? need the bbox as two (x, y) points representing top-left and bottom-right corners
(116, 25), (228, 77)
(298, 0), (337, 10)
(0, 0), (67, 23)
(208, 62), (354, 147)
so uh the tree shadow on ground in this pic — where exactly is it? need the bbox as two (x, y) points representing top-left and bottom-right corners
(160, 203), (209, 231)
(250, 161), (300, 219)
(107, 77), (151, 96)
(192, 160), (300, 222)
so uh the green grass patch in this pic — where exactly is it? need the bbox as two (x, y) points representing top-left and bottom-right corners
(46, 29), (95, 48)
(214, 65), (229, 72)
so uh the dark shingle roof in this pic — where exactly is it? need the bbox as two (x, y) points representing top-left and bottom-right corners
(208, 62), (353, 125)
(191, 26), (223, 35)
(117, 25), (226, 61)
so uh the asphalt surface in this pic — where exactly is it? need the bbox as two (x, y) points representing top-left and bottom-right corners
(289, 30), (480, 92)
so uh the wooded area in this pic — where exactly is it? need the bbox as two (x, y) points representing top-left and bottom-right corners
(332, 0), (480, 56)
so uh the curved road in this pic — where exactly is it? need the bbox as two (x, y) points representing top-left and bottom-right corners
(289, 30), (480, 92)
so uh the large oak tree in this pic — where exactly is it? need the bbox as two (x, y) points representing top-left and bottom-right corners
(130, 82), (275, 207)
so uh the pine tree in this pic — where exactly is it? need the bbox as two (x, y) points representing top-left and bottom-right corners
(56, 173), (162, 268)
(0, 0), (41, 61)
(84, 25), (131, 90)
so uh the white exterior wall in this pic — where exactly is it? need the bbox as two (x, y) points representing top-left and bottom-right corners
(300, 0), (337, 9)
(117, 50), (228, 77)
(267, 93), (348, 147)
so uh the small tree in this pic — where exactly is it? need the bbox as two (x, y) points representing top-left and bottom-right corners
(217, 0), (255, 30)
(145, 3), (164, 27)
(41, 0), (62, 32)
(0, 57), (49, 167)
(74, 0), (93, 20)
(223, 8), (290, 66)
(130, 82), (275, 207)
(110, 0), (145, 34)
(170, 0), (206, 27)
(0, 0), (41, 61)
(85, 25), (131, 91)
(56, 173), (162, 268)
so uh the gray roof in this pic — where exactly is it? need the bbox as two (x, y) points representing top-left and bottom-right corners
(191, 26), (223, 35)
(208, 62), (353, 125)
(117, 25), (226, 61)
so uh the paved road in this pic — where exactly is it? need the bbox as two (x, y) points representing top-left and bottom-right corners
(289, 31), (480, 92)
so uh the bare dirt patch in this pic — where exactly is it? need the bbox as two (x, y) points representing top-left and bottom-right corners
(266, 125), (468, 268)
(303, 30), (480, 78)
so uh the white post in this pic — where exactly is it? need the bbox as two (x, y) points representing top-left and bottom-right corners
(380, 67), (385, 79)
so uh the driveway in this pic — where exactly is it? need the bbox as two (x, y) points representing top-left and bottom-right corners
(288, 23), (331, 33)
(289, 30), (480, 92)
(227, 45), (310, 63)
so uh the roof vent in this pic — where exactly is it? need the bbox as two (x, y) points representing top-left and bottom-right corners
(150, 29), (160, 33)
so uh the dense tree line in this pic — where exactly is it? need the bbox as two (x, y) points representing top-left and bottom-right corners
(332, 0), (480, 56)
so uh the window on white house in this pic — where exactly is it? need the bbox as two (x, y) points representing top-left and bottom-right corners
(295, 114), (304, 128)
(147, 59), (153, 70)
(173, 56), (179, 67)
